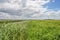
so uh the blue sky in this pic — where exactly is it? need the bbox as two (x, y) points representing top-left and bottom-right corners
(44, 0), (60, 10)
(0, 0), (60, 19)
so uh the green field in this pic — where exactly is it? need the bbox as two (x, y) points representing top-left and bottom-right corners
(0, 20), (60, 40)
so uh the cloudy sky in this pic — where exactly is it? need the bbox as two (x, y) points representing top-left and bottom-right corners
(0, 0), (60, 19)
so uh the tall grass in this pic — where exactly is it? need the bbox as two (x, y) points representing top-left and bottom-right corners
(0, 20), (60, 40)
(26, 20), (60, 40)
(0, 21), (28, 40)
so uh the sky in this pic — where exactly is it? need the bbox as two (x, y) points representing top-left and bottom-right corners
(0, 0), (60, 19)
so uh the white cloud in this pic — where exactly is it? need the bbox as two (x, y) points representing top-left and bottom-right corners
(0, 0), (50, 10)
(26, 0), (50, 11)
(0, 0), (60, 19)
(0, 2), (20, 10)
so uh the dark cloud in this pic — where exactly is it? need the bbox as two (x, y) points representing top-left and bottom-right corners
(21, 0), (27, 7)
(0, 0), (8, 3)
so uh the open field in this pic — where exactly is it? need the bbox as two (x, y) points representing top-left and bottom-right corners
(0, 20), (60, 40)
